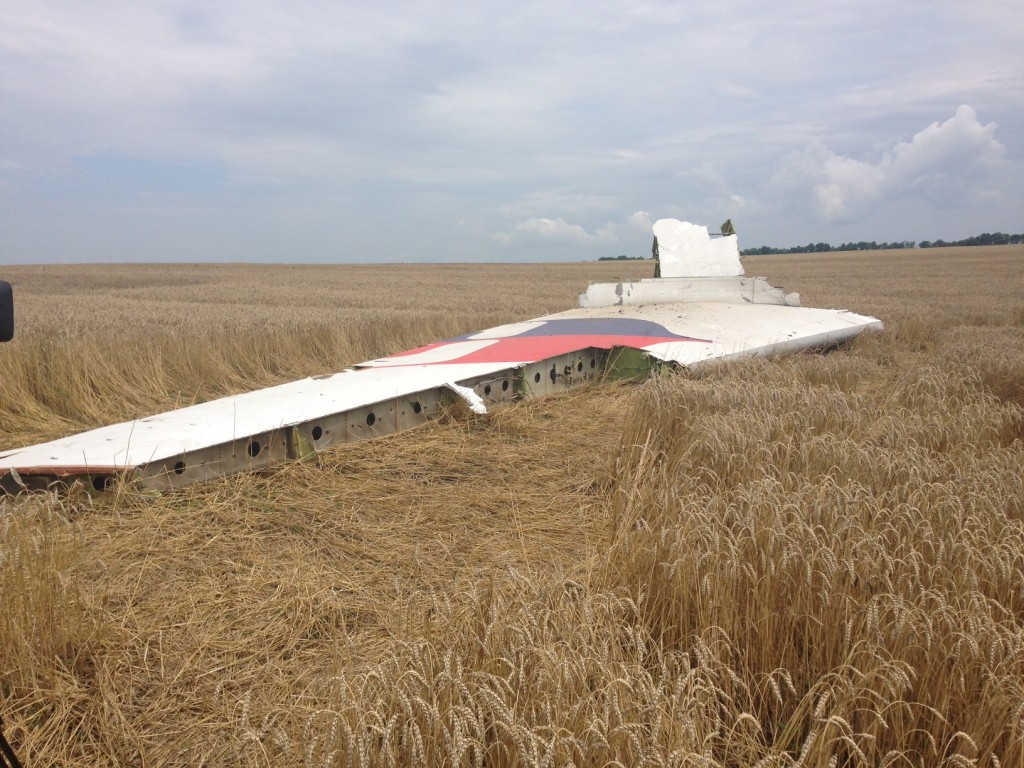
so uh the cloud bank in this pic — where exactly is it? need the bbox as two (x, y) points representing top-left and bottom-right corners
(806, 106), (1006, 221)
(496, 218), (617, 245)
(1, 1), (1021, 263)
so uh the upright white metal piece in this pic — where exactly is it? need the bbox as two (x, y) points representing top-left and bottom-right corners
(653, 219), (743, 277)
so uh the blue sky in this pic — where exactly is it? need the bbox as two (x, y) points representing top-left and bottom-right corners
(1, 0), (1021, 264)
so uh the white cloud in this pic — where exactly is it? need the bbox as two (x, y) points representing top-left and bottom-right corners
(815, 153), (887, 220)
(892, 105), (1005, 187)
(495, 217), (618, 244)
(628, 211), (652, 231)
(776, 105), (1006, 222)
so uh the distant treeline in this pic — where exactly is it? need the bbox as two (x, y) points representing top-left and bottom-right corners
(598, 254), (647, 261)
(918, 232), (1024, 248)
(741, 232), (1023, 256)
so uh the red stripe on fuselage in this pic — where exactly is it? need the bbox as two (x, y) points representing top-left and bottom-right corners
(389, 335), (684, 366)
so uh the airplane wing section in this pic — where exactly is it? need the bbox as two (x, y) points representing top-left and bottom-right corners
(0, 222), (882, 494)
(0, 300), (879, 494)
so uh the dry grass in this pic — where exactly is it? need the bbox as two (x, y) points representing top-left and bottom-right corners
(1, 246), (1023, 766)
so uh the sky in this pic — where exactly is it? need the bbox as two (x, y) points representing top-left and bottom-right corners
(1, 0), (1022, 264)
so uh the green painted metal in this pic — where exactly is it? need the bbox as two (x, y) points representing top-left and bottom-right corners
(604, 346), (659, 381)
(288, 426), (317, 460)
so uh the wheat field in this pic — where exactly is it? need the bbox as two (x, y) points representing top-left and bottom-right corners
(0, 247), (1022, 766)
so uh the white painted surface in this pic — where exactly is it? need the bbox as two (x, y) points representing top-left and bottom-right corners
(579, 276), (797, 308)
(445, 383), (488, 414)
(596, 303), (883, 365)
(0, 362), (507, 471)
(653, 219), (743, 277)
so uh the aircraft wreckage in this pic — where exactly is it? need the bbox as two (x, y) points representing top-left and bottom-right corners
(0, 220), (882, 495)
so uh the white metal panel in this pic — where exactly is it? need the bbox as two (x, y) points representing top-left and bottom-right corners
(0, 362), (510, 471)
(578, 276), (798, 308)
(548, 302), (880, 360)
(653, 219), (743, 277)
